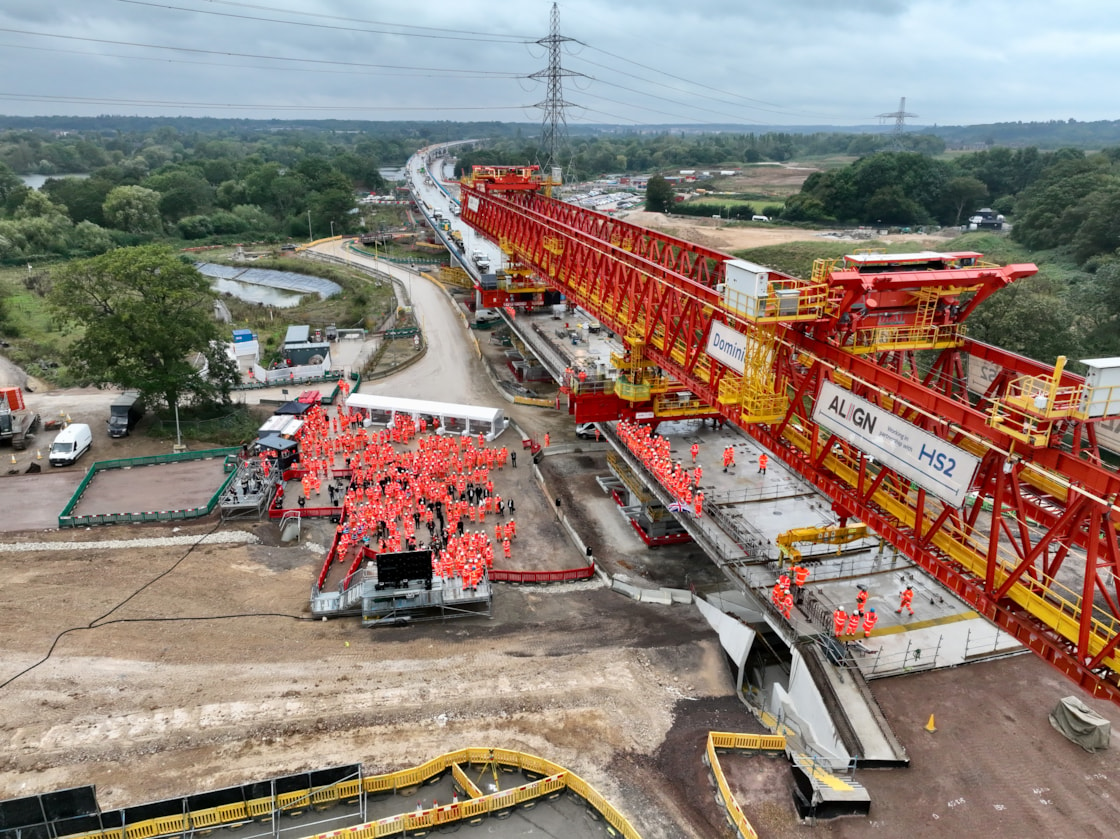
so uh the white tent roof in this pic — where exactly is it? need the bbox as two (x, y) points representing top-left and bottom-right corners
(345, 393), (503, 424)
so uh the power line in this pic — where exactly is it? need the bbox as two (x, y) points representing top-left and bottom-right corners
(115, 0), (533, 44)
(0, 41), (525, 80)
(192, 0), (535, 40)
(0, 27), (524, 76)
(0, 92), (527, 113)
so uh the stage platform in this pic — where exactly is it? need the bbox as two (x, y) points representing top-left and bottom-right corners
(358, 569), (493, 626)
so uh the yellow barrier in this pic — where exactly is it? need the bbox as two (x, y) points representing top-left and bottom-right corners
(124, 815), (187, 839)
(52, 749), (640, 839)
(452, 761), (482, 798)
(246, 794), (279, 818)
(706, 732), (786, 839)
(513, 395), (555, 408)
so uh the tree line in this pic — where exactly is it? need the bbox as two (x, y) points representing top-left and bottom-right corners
(454, 131), (945, 184)
(0, 126), (422, 262)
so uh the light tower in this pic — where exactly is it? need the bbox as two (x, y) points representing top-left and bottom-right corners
(876, 96), (918, 151)
(529, 3), (581, 176)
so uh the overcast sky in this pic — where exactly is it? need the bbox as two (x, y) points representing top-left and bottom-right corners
(0, 0), (1114, 127)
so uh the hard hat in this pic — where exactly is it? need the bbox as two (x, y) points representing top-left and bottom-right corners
(869, 607), (876, 613)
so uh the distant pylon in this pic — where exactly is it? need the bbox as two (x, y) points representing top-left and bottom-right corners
(876, 96), (918, 151)
(529, 3), (583, 175)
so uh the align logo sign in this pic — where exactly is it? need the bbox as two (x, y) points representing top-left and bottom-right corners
(812, 380), (980, 507)
(705, 321), (748, 374)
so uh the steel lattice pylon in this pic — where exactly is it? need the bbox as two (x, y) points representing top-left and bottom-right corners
(529, 3), (580, 173)
(460, 167), (1120, 705)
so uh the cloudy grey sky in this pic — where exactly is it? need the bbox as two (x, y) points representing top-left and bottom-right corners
(0, 0), (1113, 126)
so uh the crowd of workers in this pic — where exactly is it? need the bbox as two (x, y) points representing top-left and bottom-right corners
(288, 398), (519, 593)
(617, 419), (703, 512)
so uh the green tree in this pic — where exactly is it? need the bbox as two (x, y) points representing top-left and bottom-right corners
(43, 175), (114, 225)
(103, 185), (162, 234)
(967, 274), (1080, 362)
(0, 160), (25, 205)
(941, 176), (989, 225)
(49, 245), (238, 410)
(143, 169), (214, 223)
(645, 175), (673, 212)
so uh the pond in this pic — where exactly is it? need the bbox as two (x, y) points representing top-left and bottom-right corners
(210, 278), (306, 308)
(20, 173), (90, 190)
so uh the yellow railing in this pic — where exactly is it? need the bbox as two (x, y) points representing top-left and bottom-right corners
(849, 323), (962, 354)
(721, 279), (828, 323)
(613, 378), (651, 402)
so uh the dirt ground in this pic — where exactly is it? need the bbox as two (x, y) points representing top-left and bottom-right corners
(0, 518), (737, 839)
(618, 210), (954, 255)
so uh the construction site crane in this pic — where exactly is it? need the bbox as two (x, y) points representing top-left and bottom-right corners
(459, 164), (1120, 706)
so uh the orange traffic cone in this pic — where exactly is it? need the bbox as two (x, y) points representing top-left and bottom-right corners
(925, 714), (937, 733)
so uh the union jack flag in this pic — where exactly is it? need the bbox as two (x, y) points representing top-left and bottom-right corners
(667, 500), (687, 513)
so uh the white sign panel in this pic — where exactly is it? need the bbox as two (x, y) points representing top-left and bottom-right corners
(812, 380), (980, 507)
(706, 321), (748, 375)
(467, 195), (480, 213)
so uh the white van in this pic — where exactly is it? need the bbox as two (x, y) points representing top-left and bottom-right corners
(49, 423), (93, 467)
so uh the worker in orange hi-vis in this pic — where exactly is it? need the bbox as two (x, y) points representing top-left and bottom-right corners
(833, 608), (847, 637)
(690, 442), (699, 462)
(862, 608), (879, 637)
(855, 587), (869, 615)
(758, 452), (768, 474)
(793, 565), (810, 587)
(543, 432), (550, 448)
(897, 585), (915, 616)
(781, 591), (794, 619)
(694, 490), (704, 517)
(502, 538), (512, 559)
(845, 611), (861, 637)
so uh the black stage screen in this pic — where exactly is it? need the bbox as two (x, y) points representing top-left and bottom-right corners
(376, 550), (433, 586)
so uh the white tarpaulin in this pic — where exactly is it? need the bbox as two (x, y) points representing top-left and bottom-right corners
(1049, 696), (1111, 752)
(813, 380), (981, 507)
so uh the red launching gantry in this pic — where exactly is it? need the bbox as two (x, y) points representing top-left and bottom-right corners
(460, 165), (1120, 704)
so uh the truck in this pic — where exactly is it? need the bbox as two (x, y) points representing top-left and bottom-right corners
(0, 386), (40, 450)
(107, 391), (144, 438)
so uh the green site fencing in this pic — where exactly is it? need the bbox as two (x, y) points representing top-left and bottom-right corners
(54, 748), (642, 839)
(58, 448), (240, 529)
